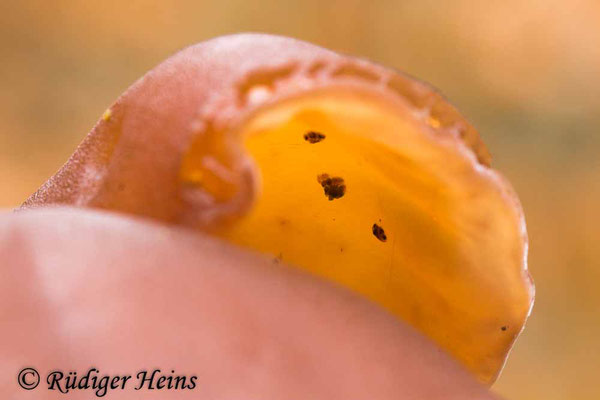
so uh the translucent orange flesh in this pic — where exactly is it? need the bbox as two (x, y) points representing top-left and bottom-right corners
(20, 34), (533, 386)
(179, 89), (533, 383)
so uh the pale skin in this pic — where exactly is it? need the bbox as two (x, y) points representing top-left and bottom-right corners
(0, 207), (498, 399)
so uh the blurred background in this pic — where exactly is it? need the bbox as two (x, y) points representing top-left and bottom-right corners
(1, 1), (598, 398)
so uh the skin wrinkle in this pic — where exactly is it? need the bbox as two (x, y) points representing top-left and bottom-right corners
(0, 207), (497, 399)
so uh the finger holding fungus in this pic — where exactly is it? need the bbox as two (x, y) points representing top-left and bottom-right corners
(21, 34), (533, 385)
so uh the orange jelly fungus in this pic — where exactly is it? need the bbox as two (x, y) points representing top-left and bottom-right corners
(23, 34), (534, 383)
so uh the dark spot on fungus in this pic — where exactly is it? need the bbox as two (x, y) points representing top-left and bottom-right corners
(279, 218), (290, 227)
(304, 131), (326, 143)
(501, 326), (508, 331)
(372, 223), (387, 242)
(273, 252), (283, 264)
(317, 174), (346, 200)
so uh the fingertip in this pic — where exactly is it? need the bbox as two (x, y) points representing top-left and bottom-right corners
(1, 207), (497, 399)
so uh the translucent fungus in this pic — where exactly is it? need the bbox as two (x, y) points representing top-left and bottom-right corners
(23, 34), (534, 383)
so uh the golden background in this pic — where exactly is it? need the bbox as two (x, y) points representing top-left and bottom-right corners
(1, 1), (598, 398)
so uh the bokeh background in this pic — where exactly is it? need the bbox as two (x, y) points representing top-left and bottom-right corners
(1, 1), (598, 398)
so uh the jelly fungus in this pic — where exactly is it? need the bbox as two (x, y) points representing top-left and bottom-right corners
(23, 34), (534, 383)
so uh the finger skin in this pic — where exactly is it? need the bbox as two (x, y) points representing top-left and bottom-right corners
(0, 208), (497, 399)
